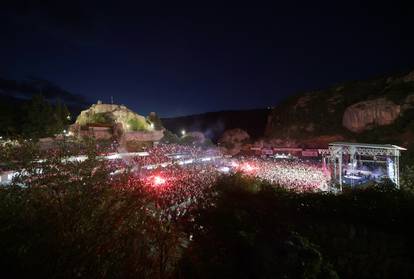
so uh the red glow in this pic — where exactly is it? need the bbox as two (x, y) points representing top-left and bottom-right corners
(149, 175), (166, 187)
(240, 163), (257, 173)
(154, 176), (166, 185)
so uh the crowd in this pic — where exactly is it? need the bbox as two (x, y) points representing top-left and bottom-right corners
(105, 144), (331, 219)
(131, 144), (215, 166)
(145, 163), (220, 217)
(234, 158), (330, 192)
(105, 144), (223, 219)
(113, 163), (220, 220)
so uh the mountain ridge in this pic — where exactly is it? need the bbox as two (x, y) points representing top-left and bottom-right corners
(264, 69), (414, 148)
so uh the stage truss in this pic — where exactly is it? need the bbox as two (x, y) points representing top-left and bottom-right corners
(328, 142), (406, 191)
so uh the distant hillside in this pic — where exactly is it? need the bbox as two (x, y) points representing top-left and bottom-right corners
(163, 70), (414, 147)
(265, 69), (414, 148)
(162, 109), (269, 142)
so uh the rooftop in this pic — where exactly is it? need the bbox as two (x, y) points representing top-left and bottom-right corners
(329, 142), (407, 151)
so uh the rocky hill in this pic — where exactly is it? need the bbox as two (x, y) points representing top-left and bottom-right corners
(75, 102), (152, 132)
(265, 70), (414, 148)
(70, 102), (164, 150)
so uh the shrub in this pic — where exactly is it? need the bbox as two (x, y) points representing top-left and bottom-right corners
(90, 112), (113, 124)
(179, 175), (414, 279)
(147, 112), (164, 130)
(127, 118), (148, 131)
(160, 130), (180, 144)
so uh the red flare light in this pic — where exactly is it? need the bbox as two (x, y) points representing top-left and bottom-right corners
(149, 175), (166, 187)
(240, 163), (257, 173)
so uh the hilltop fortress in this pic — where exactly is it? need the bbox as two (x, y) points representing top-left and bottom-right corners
(69, 101), (164, 148)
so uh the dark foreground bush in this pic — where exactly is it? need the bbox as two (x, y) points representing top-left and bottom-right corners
(178, 174), (414, 279)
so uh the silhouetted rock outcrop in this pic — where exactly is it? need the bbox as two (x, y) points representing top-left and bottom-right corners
(265, 69), (414, 147)
(342, 98), (401, 133)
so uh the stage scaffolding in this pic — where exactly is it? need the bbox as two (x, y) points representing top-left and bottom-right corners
(328, 142), (406, 191)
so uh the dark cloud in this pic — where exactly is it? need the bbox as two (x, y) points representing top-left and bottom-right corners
(0, 77), (88, 105)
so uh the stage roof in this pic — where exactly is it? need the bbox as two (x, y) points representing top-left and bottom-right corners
(329, 142), (407, 151)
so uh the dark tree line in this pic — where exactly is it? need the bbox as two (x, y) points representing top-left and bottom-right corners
(179, 174), (414, 279)
(0, 94), (71, 139)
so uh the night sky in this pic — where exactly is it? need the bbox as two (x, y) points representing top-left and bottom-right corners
(1, 2), (414, 117)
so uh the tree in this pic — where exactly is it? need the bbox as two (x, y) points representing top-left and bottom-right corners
(51, 98), (65, 134)
(22, 94), (54, 138)
(147, 112), (163, 130)
(401, 165), (414, 193)
(160, 130), (180, 144)
(202, 138), (215, 148)
(127, 118), (147, 131)
(20, 95), (72, 139)
(0, 104), (16, 137)
(179, 174), (338, 279)
(90, 112), (114, 125)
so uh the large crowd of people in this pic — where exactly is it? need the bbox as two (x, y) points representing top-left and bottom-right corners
(233, 158), (330, 192)
(130, 144), (217, 166)
(2, 141), (331, 218)
(105, 144), (331, 219)
(143, 163), (220, 218)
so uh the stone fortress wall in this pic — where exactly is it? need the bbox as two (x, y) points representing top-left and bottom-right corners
(69, 101), (164, 146)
